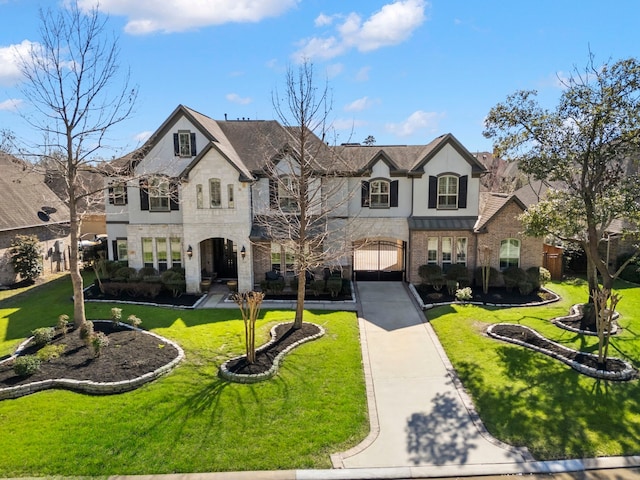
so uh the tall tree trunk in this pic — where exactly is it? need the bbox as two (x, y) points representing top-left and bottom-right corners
(68, 200), (86, 328)
(294, 274), (305, 329)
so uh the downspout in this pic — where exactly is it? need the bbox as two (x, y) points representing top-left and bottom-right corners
(408, 175), (415, 283)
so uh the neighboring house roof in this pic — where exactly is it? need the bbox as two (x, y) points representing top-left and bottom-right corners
(0, 152), (70, 232)
(475, 192), (527, 232)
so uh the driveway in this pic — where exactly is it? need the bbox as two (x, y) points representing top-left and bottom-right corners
(333, 281), (531, 472)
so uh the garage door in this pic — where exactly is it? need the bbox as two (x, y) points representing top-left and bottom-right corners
(353, 240), (405, 281)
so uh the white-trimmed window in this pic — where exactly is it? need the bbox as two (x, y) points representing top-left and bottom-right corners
(442, 237), (452, 266)
(500, 239), (521, 269)
(110, 183), (127, 205)
(178, 131), (191, 157)
(427, 238), (438, 264)
(142, 238), (153, 268)
(196, 184), (204, 209)
(438, 175), (458, 209)
(271, 243), (282, 272)
(157, 238), (168, 272)
(370, 179), (390, 208)
(116, 239), (128, 261)
(149, 178), (170, 212)
(456, 238), (467, 265)
(209, 178), (221, 208)
(228, 184), (234, 208)
(279, 176), (297, 211)
(170, 238), (182, 267)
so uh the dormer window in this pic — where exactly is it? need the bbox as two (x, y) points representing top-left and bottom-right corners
(370, 179), (390, 208)
(173, 131), (197, 157)
(438, 175), (458, 209)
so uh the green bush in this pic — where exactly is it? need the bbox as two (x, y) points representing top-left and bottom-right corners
(446, 279), (458, 296)
(474, 266), (502, 288)
(31, 327), (55, 347)
(503, 266), (527, 292)
(311, 280), (325, 296)
(418, 264), (444, 285)
(57, 314), (70, 337)
(518, 281), (534, 295)
(112, 267), (137, 282)
(13, 355), (42, 376)
(327, 278), (343, 297)
(9, 234), (43, 282)
(289, 276), (300, 291)
(137, 267), (159, 279)
(90, 332), (110, 358)
(36, 344), (66, 361)
(79, 321), (94, 344)
(125, 315), (142, 328)
(620, 264), (640, 284)
(161, 270), (186, 297)
(105, 260), (128, 277)
(446, 264), (470, 287)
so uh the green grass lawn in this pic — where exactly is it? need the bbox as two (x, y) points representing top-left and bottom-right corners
(429, 277), (640, 460)
(0, 276), (367, 477)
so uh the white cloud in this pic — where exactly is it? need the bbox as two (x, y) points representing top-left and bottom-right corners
(355, 66), (371, 82)
(293, 0), (427, 61)
(326, 63), (344, 79)
(226, 93), (252, 105)
(344, 96), (376, 112)
(0, 40), (37, 86)
(385, 110), (442, 137)
(333, 118), (367, 131)
(134, 130), (153, 143)
(0, 98), (22, 111)
(314, 13), (335, 27)
(77, 0), (299, 34)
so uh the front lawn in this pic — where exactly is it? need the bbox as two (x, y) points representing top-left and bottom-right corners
(429, 277), (640, 460)
(0, 276), (367, 477)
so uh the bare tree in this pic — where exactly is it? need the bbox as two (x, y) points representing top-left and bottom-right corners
(18, 2), (137, 327)
(259, 61), (354, 329)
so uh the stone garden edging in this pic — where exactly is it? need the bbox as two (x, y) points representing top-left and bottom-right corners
(0, 320), (184, 400)
(552, 303), (620, 336)
(487, 323), (636, 381)
(219, 322), (325, 384)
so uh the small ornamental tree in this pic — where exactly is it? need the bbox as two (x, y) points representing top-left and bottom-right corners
(9, 235), (43, 282)
(232, 291), (265, 364)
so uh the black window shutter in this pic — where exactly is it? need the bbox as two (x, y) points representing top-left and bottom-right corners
(173, 133), (179, 156)
(190, 132), (197, 156)
(269, 178), (278, 208)
(428, 176), (437, 208)
(361, 181), (370, 207)
(112, 240), (118, 261)
(123, 186), (128, 205)
(390, 180), (398, 207)
(139, 179), (149, 211)
(458, 175), (468, 209)
(170, 181), (180, 210)
(108, 185), (114, 204)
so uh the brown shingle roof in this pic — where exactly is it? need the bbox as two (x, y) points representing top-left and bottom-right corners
(475, 192), (526, 232)
(0, 152), (70, 231)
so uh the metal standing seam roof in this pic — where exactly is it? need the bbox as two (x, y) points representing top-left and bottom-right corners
(408, 216), (478, 231)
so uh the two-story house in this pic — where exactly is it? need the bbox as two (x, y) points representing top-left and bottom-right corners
(105, 105), (542, 294)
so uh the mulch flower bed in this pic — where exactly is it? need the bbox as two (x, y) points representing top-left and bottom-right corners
(417, 285), (555, 306)
(84, 284), (204, 308)
(0, 321), (180, 388)
(488, 323), (637, 380)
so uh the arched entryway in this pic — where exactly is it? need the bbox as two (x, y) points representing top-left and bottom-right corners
(199, 237), (238, 281)
(353, 238), (406, 281)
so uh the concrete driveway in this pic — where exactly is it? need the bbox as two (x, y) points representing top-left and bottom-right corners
(332, 281), (531, 475)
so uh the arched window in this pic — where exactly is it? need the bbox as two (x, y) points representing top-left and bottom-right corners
(437, 175), (458, 209)
(499, 239), (520, 269)
(370, 179), (390, 207)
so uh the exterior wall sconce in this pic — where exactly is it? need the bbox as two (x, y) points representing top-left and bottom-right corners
(240, 245), (246, 260)
(186, 245), (193, 259)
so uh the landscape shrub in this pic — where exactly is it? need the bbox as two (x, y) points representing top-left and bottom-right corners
(79, 321), (94, 344)
(446, 264), (471, 287)
(90, 332), (109, 358)
(161, 270), (186, 297)
(13, 355), (41, 376)
(57, 314), (69, 337)
(311, 280), (325, 296)
(137, 266), (159, 279)
(36, 344), (66, 361)
(474, 266), (502, 288)
(31, 327), (55, 347)
(446, 279), (458, 296)
(620, 264), (640, 284)
(125, 315), (142, 328)
(104, 260), (128, 278)
(102, 282), (127, 297)
(289, 276), (300, 291)
(455, 286), (473, 302)
(327, 278), (343, 297)
(518, 281), (534, 295)
(112, 267), (137, 282)
(418, 264), (444, 285)
(111, 307), (122, 324)
(9, 234), (43, 282)
(502, 266), (527, 292)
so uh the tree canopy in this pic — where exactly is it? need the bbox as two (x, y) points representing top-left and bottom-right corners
(483, 54), (640, 296)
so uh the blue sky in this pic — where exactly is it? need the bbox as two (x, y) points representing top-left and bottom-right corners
(1, 0), (639, 159)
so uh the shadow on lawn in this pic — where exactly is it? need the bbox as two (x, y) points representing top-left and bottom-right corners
(455, 346), (640, 459)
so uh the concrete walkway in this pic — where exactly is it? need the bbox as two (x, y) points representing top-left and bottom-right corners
(332, 282), (532, 475)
